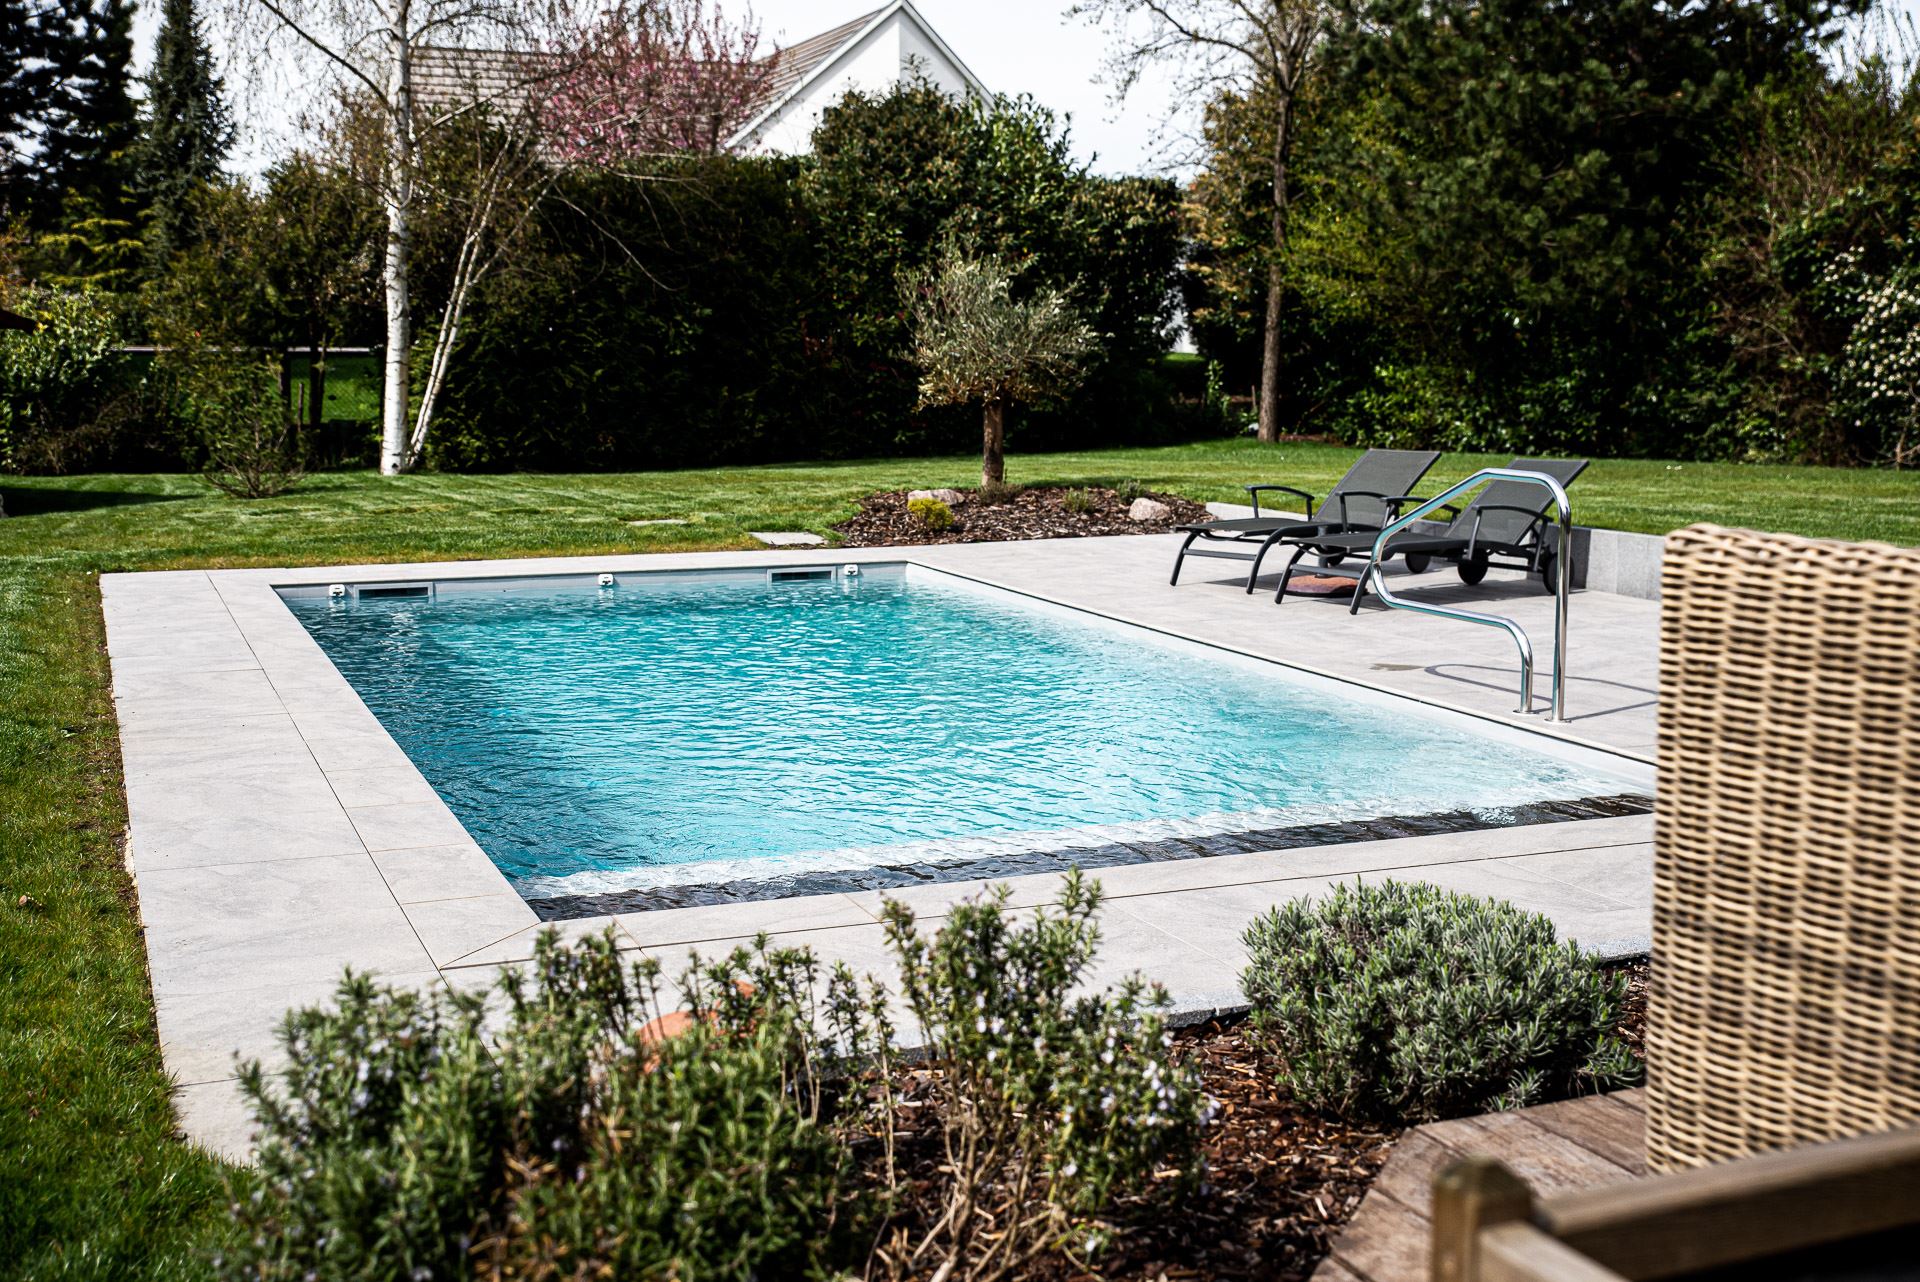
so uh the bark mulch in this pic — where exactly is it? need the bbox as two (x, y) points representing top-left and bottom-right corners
(833, 487), (1213, 547)
(868, 959), (1651, 1282)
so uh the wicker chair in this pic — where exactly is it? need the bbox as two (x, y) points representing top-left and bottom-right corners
(1647, 524), (1920, 1171)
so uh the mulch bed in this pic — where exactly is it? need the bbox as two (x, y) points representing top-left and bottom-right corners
(867, 959), (1651, 1282)
(834, 486), (1213, 547)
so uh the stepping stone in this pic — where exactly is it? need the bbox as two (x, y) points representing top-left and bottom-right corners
(749, 531), (827, 547)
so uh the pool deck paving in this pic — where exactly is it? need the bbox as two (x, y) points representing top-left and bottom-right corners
(102, 532), (1662, 1161)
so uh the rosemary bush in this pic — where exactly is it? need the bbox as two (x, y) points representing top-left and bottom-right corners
(871, 870), (1205, 1278)
(213, 877), (1208, 1280)
(1241, 880), (1641, 1123)
(216, 932), (870, 1282)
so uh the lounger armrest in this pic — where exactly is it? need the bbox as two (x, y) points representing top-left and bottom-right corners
(1379, 494), (1461, 520)
(1246, 484), (1315, 519)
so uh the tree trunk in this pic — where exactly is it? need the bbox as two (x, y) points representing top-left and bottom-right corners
(981, 398), (1006, 488)
(378, 12), (415, 475)
(308, 339), (326, 437)
(1257, 88), (1297, 445)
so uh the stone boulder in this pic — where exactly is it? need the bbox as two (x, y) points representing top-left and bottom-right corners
(908, 488), (964, 506)
(1128, 496), (1172, 523)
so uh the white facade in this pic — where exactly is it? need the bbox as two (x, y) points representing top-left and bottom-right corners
(731, 2), (989, 155)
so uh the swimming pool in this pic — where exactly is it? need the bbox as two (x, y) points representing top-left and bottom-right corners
(285, 564), (1648, 910)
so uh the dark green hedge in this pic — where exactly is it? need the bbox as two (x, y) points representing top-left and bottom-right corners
(428, 91), (1191, 471)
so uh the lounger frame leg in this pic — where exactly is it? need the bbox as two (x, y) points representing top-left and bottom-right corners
(1273, 546), (1312, 604)
(1245, 530), (1290, 593)
(1170, 531), (1201, 586)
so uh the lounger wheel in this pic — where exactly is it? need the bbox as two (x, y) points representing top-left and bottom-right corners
(1403, 553), (1432, 575)
(1538, 551), (1558, 593)
(1458, 554), (1489, 586)
(1319, 553), (1346, 568)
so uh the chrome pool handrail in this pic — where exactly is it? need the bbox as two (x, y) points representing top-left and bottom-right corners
(1362, 468), (1573, 721)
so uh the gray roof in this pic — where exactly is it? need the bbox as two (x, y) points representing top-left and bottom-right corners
(411, 8), (886, 142)
(744, 8), (881, 118)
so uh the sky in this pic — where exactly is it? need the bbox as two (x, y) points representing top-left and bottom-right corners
(132, 0), (1918, 179)
(129, 0), (1195, 178)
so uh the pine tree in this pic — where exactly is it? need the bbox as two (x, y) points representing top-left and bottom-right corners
(23, 0), (140, 227)
(134, 0), (233, 264)
(2, 0), (60, 214)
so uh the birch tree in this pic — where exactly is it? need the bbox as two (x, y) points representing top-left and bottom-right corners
(226, 0), (771, 472)
(1072, 0), (1325, 443)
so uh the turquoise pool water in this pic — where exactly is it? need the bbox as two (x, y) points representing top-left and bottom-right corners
(287, 568), (1641, 901)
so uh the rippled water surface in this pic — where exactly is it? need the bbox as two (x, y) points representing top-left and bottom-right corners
(288, 570), (1636, 896)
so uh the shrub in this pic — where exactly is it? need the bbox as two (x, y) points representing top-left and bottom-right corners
(872, 870), (1204, 1276)
(169, 345), (305, 498)
(1241, 880), (1640, 1123)
(977, 479), (1025, 505)
(217, 932), (869, 1282)
(216, 880), (1204, 1281)
(0, 285), (133, 473)
(906, 496), (956, 530)
(1062, 486), (1099, 514)
(1114, 478), (1149, 504)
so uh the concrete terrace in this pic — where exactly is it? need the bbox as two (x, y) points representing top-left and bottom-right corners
(103, 531), (1662, 1160)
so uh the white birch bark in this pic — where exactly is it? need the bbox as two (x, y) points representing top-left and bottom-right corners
(379, 0), (415, 474)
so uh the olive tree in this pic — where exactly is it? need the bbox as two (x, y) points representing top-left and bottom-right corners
(906, 248), (1097, 488)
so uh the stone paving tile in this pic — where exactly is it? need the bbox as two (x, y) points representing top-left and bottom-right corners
(106, 535), (1662, 1159)
(402, 892), (542, 967)
(347, 799), (473, 852)
(325, 765), (444, 809)
(373, 841), (516, 905)
(127, 800), (367, 872)
(155, 969), (442, 1085)
(138, 853), (434, 994)
(171, 1078), (258, 1164)
(614, 893), (879, 948)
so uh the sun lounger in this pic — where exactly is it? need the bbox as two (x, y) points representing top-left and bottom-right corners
(1168, 449), (1442, 591)
(1270, 457), (1591, 610)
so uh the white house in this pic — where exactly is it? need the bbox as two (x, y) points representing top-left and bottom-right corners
(729, 1), (989, 154)
(414, 2), (987, 158)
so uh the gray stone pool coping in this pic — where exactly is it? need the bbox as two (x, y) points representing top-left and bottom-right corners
(103, 535), (1662, 1161)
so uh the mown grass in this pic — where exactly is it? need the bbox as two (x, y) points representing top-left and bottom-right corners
(1, 439), (1916, 1279)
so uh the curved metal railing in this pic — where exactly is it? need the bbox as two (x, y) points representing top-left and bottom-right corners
(1362, 468), (1573, 721)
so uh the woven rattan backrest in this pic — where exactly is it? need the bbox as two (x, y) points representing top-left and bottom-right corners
(1648, 524), (1920, 1171)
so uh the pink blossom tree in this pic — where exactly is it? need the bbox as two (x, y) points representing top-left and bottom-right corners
(545, 0), (776, 165)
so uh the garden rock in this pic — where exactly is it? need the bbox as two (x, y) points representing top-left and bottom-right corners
(908, 488), (964, 506)
(1128, 497), (1172, 522)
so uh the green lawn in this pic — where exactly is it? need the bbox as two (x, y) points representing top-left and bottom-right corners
(2, 440), (1916, 1280)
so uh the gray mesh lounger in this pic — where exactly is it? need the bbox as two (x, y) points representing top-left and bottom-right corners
(1270, 457), (1591, 611)
(1168, 448), (1442, 591)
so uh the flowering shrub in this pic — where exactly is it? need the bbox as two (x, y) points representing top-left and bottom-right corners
(543, 0), (774, 165)
(1241, 880), (1640, 1123)
(1820, 252), (1920, 467)
(871, 870), (1205, 1277)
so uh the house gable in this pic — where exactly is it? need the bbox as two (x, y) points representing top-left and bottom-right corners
(729, 0), (988, 155)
